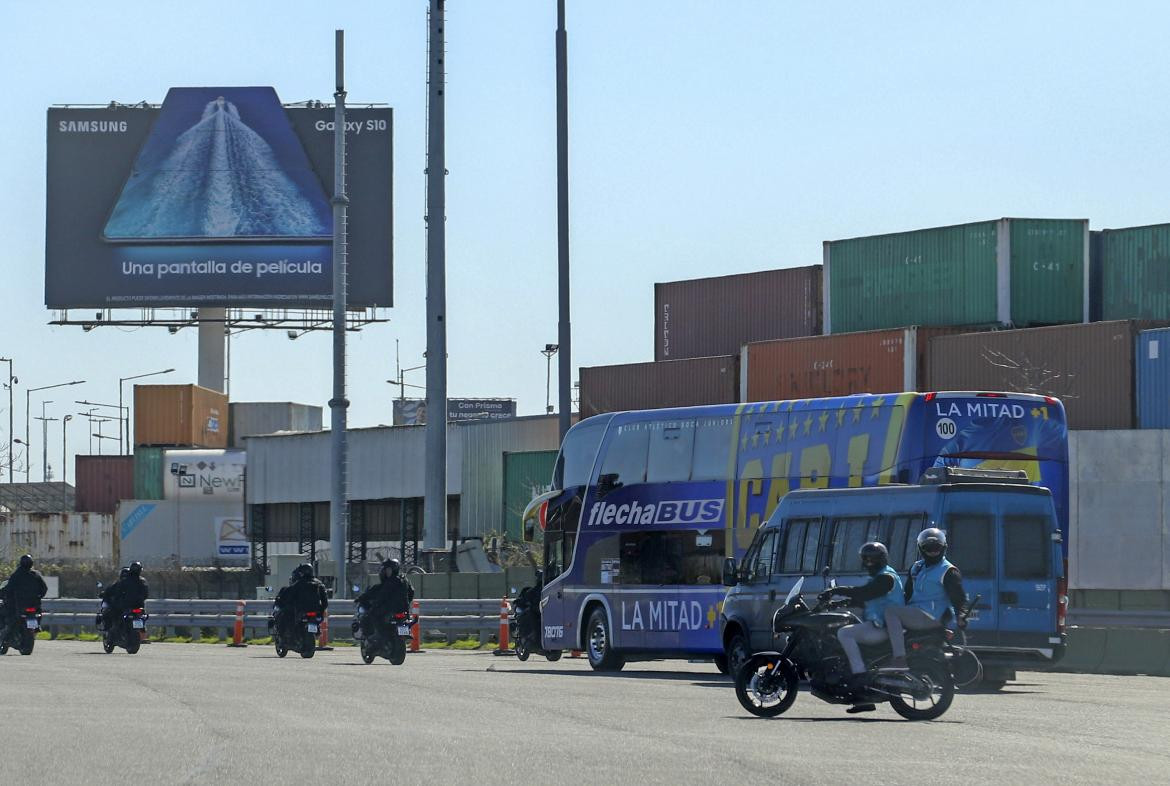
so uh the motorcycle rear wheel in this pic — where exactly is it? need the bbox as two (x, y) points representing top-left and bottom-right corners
(389, 638), (407, 665)
(125, 631), (141, 655)
(19, 630), (35, 656)
(544, 649), (562, 662)
(735, 656), (799, 718)
(889, 660), (954, 721)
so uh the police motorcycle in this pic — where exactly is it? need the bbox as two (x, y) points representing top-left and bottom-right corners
(510, 574), (562, 663)
(353, 587), (417, 666)
(0, 597), (41, 656)
(734, 575), (974, 721)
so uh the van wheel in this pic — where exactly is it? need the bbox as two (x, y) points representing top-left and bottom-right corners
(585, 609), (624, 672)
(725, 631), (750, 677)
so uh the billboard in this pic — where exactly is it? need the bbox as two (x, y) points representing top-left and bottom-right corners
(164, 449), (246, 501)
(46, 86), (392, 308)
(392, 398), (518, 426)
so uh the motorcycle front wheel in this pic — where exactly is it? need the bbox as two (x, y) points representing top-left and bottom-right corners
(515, 637), (530, 661)
(102, 634), (115, 654)
(360, 641), (375, 664)
(275, 637), (288, 658)
(735, 656), (799, 718)
(889, 660), (954, 721)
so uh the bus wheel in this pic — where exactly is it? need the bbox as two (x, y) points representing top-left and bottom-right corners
(585, 609), (624, 672)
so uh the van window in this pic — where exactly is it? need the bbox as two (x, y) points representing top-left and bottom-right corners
(944, 513), (994, 578)
(747, 530), (780, 582)
(646, 421), (695, 483)
(691, 417), (733, 481)
(598, 423), (650, 491)
(1004, 515), (1052, 579)
(555, 420), (605, 489)
(801, 519), (824, 573)
(830, 516), (878, 573)
(780, 519), (809, 574)
(888, 514), (926, 570)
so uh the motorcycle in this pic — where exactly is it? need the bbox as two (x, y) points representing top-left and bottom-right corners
(510, 587), (561, 663)
(269, 607), (321, 659)
(734, 576), (972, 721)
(102, 606), (147, 655)
(0, 600), (41, 656)
(354, 606), (416, 665)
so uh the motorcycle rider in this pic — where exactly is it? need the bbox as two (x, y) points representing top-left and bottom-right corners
(354, 559), (414, 641)
(819, 542), (905, 712)
(1, 555), (48, 633)
(277, 563), (328, 639)
(513, 570), (544, 645)
(104, 562), (149, 632)
(884, 528), (969, 670)
(98, 567), (130, 630)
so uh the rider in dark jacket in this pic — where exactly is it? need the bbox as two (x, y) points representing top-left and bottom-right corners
(276, 563), (329, 638)
(354, 559), (414, 640)
(1, 555), (48, 629)
(101, 562), (149, 629)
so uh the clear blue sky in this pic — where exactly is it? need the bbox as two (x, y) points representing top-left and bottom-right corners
(2, 1), (1168, 480)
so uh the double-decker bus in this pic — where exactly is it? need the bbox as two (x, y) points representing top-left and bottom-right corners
(524, 391), (1068, 672)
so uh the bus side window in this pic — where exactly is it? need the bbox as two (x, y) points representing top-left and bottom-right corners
(647, 421), (695, 483)
(556, 420), (606, 491)
(944, 512), (995, 578)
(598, 424), (650, 496)
(692, 417), (734, 481)
(545, 532), (564, 582)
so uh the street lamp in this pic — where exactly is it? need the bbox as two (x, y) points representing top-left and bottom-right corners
(77, 400), (128, 455)
(118, 369), (175, 455)
(26, 380), (85, 483)
(0, 357), (15, 483)
(36, 402), (59, 483)
(12, 437), (25, 478)
(62, 414), (73, 486)
(542, 344), (560, 415)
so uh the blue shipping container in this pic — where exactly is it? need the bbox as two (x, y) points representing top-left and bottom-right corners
(1137, 328), (1170, 428)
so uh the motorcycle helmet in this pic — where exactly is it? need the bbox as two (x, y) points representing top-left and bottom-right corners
(917, 528), (948, 564)
(381, 558), (401, 580)
(119, 567), (131, 580)
(128, 561), (143, 578)
(18, 554), (33, 570)
(298, 562), (315, 580)
(859, 542), (889, 576)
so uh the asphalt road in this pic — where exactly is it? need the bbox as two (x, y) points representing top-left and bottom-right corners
(1, 641), (1167, 785)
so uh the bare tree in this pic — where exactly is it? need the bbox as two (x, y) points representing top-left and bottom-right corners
(981, 348), (1079, 400)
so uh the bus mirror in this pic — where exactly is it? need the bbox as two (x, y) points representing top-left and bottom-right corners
(598, 473), (620, 497)
(722, 558), (739, 587)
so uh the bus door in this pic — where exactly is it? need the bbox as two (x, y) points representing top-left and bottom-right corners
(996, 494), (1060, 646)
(941, 493), (999, 640)
(541, 528), (572, 650)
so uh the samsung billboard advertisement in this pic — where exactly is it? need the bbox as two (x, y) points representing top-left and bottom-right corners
(46, 86), (392, 308)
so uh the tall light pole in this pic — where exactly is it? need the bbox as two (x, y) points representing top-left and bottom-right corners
(556, 0), (573, 442)
(26, 380), (84, 483)
(62, 414), (73, 486)
(77, 400), (127, 455)
(36, 401), (59, 483)
(542, 344), (559, 414)
(118, 369), (175, 455)
(329, 28), (351, 596)
(0, 357), (15, 484)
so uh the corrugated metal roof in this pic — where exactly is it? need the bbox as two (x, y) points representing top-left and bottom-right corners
(0, 483), (76, 513)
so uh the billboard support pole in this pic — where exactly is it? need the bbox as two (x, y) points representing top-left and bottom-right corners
(556, 0), (572, 443)
(197, 308), (226, 393)
(329, 29), (350, 598)
(423, 0), (448, 555)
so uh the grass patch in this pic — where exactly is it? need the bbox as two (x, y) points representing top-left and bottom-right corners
(421, 638), (495, 650)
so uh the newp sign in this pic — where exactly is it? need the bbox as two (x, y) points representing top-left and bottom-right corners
(46, 86), (392, 308)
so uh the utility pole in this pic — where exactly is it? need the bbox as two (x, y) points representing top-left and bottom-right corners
(543, 344), (559, 414)
(62, 414), (72, 488)
(556, 0), (573, 442)
(37, 402), (58, 483)
(424, 0), (449, 553)
(1, 357), (14, 484)
(329, 28), (351, 597)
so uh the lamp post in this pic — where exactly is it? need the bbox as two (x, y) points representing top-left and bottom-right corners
(118, 369), (175, 455)
(77, 400), (128, 455)
(542, 344), (559, 414)
(0, 357), (15, 483)
(62, 414), (73, 486)
(26, 380), (83, 483)
(37, 402), (60, 483)
(12, 437), (25, 479)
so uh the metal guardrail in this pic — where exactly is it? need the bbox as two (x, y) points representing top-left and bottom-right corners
(39, 598), (505, 642)
(1067, 609), (1170, 630)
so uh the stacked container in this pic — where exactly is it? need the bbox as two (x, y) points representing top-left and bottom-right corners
(228, 401), (323, 448)
(823, 218), (1089, 334)
(134, 384), (228, 448)
(1093, 224), (1170, 321)
(1137, 327), (1170, 428)
(654, 265), (821, 360)
(579, 356), (739, 419)
(73, 455), (134, 514)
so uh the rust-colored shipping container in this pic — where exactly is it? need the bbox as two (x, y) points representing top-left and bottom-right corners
(134, 384), (228, 448)
(927, 320), (1162, 430)
(73, 455), (134, 514)
(655, 265), (822, 361)
(579, 356), (739, 418)
(743, 327), (972, 402)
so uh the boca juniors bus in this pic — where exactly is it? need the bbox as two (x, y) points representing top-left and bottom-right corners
(523, 391), (1068, 672)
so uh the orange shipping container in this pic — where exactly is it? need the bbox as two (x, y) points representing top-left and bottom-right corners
(743, 327), (972, 402)
(134, 384), (228, 448)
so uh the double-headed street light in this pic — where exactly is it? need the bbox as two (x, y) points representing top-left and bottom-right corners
(25, 380), (84, 483)
(118, 369), (175, 455)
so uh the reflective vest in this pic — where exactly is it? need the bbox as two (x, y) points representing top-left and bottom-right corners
(909, 558), (954, 619)
(863, 566), (905, 625)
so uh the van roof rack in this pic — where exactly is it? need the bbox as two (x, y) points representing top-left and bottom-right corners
(919, 466), (1030, 485)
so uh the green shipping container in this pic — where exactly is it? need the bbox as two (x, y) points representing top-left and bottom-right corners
(132, 446), (164, 500)
(1097, 224), (1170, 321)
(824, 218), (1088, 334)
(502, 450), (558, 540)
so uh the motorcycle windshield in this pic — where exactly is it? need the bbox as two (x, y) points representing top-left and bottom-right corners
(783, 577), (805, 607)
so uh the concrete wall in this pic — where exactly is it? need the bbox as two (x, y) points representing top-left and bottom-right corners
(116, 499), (246, 568)
(1070, 430), (1170, 590)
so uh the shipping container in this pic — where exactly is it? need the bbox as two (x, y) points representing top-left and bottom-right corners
(229, 401), (323, 448)
(1095, 223), (1170, 321)
(134, 383), (228, 448)
(928, 320), (1160, 430)
(824, 218), (1089, 334)
(503, 450), (558, 539)
(742, 326), (972, 402)
(0, 512), (115, 562)
(162, 449), (246, 501)
(133, 446), (165, 500)
(1137, 328), (1170, 428)
(578, 355), (739, 419)
(654, 265), (821, 361)
(73, 455), (133, 514)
